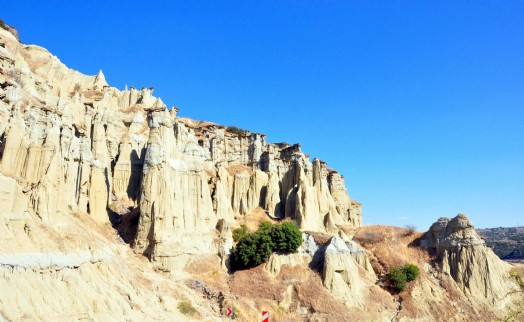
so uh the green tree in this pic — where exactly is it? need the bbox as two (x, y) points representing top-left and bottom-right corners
(258, 221), (275, 234)
(232, 225), (249, 242)
(233, 230), (274, 269)
(232, 221), (302, 270)
(388, 263), (420, 292)
(271, 221), (303, 253)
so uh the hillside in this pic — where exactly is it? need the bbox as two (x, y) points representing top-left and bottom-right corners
(0, 23), (523, 321)
(477, 227), (524, 261)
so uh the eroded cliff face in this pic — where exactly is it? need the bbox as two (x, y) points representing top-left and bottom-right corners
(1, 25), (521, 322)
(0, 27), (361, 274)
(420, 214), (517, 307)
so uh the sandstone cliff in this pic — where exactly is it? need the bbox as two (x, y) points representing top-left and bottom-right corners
(0, 25), (361, 273)
(0, 24), (521, 322)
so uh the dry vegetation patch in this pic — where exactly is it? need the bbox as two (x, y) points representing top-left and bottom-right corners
(303, 231), (333, 245)
(352, 226), (495, 321)
(81, 89), (104, 100)
(177, 301), (199, 317)
(119, 104), (147, 114)
(225, 164), (253, 176)
(237, 207), (278, 232)
(295, 273), (346, 314)
(354, 225), (429, 272)
(178, 117), (218, 129)
(230, 266), (286, 301)
(184, 255), (230, 294)
(228, 264), (352, 321)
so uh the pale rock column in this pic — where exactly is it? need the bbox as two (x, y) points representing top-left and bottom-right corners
(0, 123), (29, 176)
(291, 164), (338, 232)
(247, 169), (269, 212)
(264, 172), (282, 218)
(134, 110), (168, 256)
(0, 173), (28, 220)
(77, 136), (92, 213)
(231, 171), (250, 216)
(88, 114), (110, 223)
(323, 236), (366, 307)
(328, 171), (362, 227)
(29, 152), (65, 221)
(214, 167), (234, 221)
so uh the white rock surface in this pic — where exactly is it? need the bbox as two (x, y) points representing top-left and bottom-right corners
(0, 25), (362, 271)
(322, 236), (373, 307)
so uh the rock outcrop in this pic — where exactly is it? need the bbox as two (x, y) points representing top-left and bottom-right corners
(421, 214), (517, 306)
(0, 26), (361, 272)
(2, 22), (520, 322)
(263, 233), (376, 307)
(322, 236), (375, 306)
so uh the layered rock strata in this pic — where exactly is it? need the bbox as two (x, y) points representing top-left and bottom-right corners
(420, 214), (517, 306)
(0, 27), (361, 271)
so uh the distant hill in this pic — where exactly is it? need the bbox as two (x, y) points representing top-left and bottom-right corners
(477, 227), (524, 260)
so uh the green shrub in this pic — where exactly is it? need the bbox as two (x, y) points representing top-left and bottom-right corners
(271, 221), (303, 253)
(177, 301), (198, 316)
(388, 263), (420, 292)
(227, 126), (246, 136)
(389, 267), (408, 292)
(233, 230), (274, 269)
(258, 221), (275, 234)
(232, 305), (241, 319)
(233, 225), (249, 242)
(0, 19), (8, 31)
(403, 263), (420, 281)
(232, 221), (302, 270)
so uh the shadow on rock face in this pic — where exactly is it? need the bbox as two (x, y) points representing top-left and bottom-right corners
(108, 206), (140, 245)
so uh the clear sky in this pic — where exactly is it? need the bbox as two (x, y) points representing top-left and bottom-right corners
(3, 1), (523, 230)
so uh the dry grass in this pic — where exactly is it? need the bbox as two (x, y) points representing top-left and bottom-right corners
(303, 231), (333, 245)
(295, 273), (347, 314)
(354, 225), (429, 272)
(81, 89), (103, 100)
(184, 254), (230, 294)
(229, 263), (354, 321)
(178, 117), (218, 129)
(120, 104), (145, 114)
(177, 301), (198, 317)
(352, 225), (495, 321)
(237, 207), (278, 232)
(225, 164), (253, 176)
(511, 265), (524, 282)
(230, 266), (286, 301)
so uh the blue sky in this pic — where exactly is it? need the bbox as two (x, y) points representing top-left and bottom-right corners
(3, 1), (523, 230)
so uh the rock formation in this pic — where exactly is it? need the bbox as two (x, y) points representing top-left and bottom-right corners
(322, 236), (375, 306)
(0, 25), (361, 273)
(262, 233), (376, 307)
(421, 214), (517, 306)
(1, 23), (521, 322)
